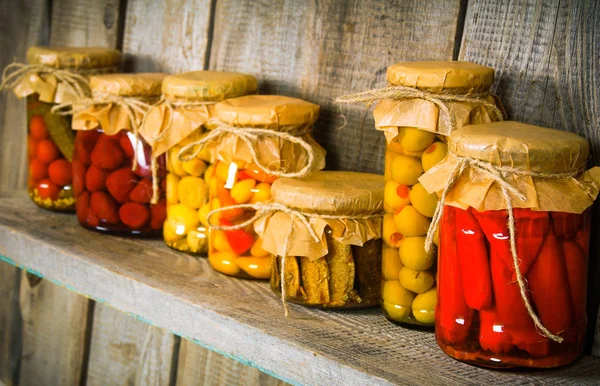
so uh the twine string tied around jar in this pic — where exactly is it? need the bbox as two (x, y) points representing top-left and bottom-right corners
(207, 202), (382, 317)
(334, 85), (505, 132)
(0, 62), (91, 99)
(178, 117), (316, 179)
(52, 91), (163, 204)
(424, 153), (588, 343)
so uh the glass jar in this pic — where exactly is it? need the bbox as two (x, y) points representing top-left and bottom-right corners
(200, 95), (326, 279)
(5, 46), (122, 211)
(374, 61), (504, 326)
(419, 121), (599, 368)
(258, 172), (384, 308)
(153, 71), (258, 255)
(71, 73), (168, 236)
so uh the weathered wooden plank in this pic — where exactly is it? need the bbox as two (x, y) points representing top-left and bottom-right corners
(18, 271), (91, 386)
(176, 339), (287, 386)
(458, 0), (600, 356)
(86, 303), (177, 386)
(49, 0), (122, 48)
(208, 0), (462, 174)
(1, 193), (600, 385)
(0, 0), (49, 384)
(122, 0), (212, 72)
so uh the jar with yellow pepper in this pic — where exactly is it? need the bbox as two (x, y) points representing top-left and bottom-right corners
(0, 46), (121, 211)
(141, 71), (257, 254)
(178, 95), (326, 279)
(338, 61), (505, 326)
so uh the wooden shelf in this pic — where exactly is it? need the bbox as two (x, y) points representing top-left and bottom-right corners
(1, 192), (599, 385)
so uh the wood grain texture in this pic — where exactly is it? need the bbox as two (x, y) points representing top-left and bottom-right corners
(458, 0), (600, 356)
(18, 271), (90, 386)
(0, 0), (48, 384)
(1, 193), (600, 385)
(208, 0), (462, 174)
(122, 0), (213, 72)
(49, 0), (121, 47)
(86, 303), (177, 386)
(176, 339), (288, 386)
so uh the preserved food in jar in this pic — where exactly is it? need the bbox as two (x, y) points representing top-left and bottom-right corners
(142, 71), (257, 254)
(420, 121), (600, 368)
(262, 172), (384, 308)
(70, 73), (168, 236)
(1, 46), (122, 211)
(184, 95), (326, 279)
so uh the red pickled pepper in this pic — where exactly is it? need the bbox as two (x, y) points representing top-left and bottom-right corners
(561, 240), (587, 333)
(437, 206), (473, 346)
(455, 208), (492, 310)
(219, 218), (255, 255)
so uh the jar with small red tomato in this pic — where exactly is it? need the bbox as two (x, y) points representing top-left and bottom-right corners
(1, 46), (122, 211)
(178, 95), (326, 279)
(70, 73), (168, 235)
(420, 121), (600, 368)
(141, 71), (258, 255)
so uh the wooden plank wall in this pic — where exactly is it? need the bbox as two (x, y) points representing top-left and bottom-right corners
(0, 0), (599, 385)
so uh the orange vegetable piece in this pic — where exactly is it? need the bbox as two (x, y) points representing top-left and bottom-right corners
(217, 185), (244, 220)
(48, 159), (72, 186)
(244, 164), (277, 184)
(36, 179), (60, 200)
(29, 115), (48, 140)
(36, 139), (60, 163)
(29, 158), (48, 182)
(119, 202), (150, 230)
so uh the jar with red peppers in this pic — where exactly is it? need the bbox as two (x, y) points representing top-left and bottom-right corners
(255, 171), (384, 309)
(141, 71), (257, 255)
(177, 95), (326, 279)
(1, 46), (122, 211)
(70, 73), (168, 235)
(419, 121), (600, 368)
(366, 61), (505, 326)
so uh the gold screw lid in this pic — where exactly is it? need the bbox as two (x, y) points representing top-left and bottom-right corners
(387, 61), (494, 93)
(26, 46), (122, 70)
(161, 71), (257, 102)
(90, 73), (168, 97)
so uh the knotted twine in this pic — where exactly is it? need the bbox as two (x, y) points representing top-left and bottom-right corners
(207, 202), (382, 317)
(178, 117), (316, 179)
(0, 63), (91, 99)
(51, 91), (163, 204)
(334, 85), (505, 132)
(424, 152), (589, 343)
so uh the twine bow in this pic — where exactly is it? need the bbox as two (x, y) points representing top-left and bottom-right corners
(0, 62), (90, 99)
(424, 154), (587, 343)
(52, 91), (162, 204)
(208, 202), (382, 317)
(334, 85), (505, 132)
(178, 118), (316, 179)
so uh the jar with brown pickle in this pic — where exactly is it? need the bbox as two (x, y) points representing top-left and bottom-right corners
(251, 171), (384, 309)
(1, 46), (122, 211)
(141, 71), (258, 255)
(69, 73), (168, 236)
(179, 95), (326, 279)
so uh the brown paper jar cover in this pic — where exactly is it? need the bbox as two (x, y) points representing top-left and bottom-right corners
(255, 171), (384, 260)
(141, 71), (258, 156)
(373, 61), (504, 141)
(206, 95), (326, 173)
(72, 73), (168, 135)
(11, 46), (122, 104)
(419, 121), (600, 214)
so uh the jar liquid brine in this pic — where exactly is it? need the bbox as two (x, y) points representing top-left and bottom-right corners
(71, 73), (168, 236)
(197, 95), (326, 279)
(419, 121), (600, 368)
(261, 172), (384, 308)
(145, 71), (258, 255)
(4, 46), (122, 211)
(374, 61), (504, 326)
